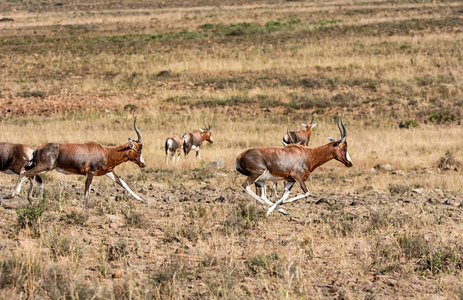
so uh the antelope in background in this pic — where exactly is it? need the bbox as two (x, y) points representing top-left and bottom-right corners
(236, 115), (352, 216)
(282, 117), (317, 146)
(9, 119), (146, 208)
(0, 143), (43, 204)
(165, 135), (184, 167)
(183, 123), (213, 160)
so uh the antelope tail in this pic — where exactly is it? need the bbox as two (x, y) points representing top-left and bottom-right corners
(182, 135), (189, 156)
(235, 159), (250, 176)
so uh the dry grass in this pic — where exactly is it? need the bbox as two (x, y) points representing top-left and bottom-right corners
(1, 0), (463, 298)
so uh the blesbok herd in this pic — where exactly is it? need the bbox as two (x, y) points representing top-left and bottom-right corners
(1, 116), (352, 216)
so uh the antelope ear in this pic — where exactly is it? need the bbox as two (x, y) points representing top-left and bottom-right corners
(302, 123), (308, 128)
(328, 137), (335, 142)
(311, 123), (317, 128)
(282, 141), (288, 146)
(199, 128), (204, 132)
(128, 139), (134, 149)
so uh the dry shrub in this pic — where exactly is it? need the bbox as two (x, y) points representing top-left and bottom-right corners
(122, 209), (148, 229)
(370, 233), (463, 276)
(16, 200), (49, 237)
(245, 252), (281, 277)
(437, 151), (461, 172)
(60, 209), (89, 226)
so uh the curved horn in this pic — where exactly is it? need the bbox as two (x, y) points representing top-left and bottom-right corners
(310, 116), (314, 124)
(134, 118), (142, 144)
(287, 129), (295, 144)
(341, 115), (346, 138)
(337, 115), (344, 138)
(336, 115), (346, 145)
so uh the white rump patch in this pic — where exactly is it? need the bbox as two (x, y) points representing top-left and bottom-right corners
(257, 170), (283, 182)
(1, 169), (16, 175)
(56, 167), (73, 175)
(191, 145), (199, 151)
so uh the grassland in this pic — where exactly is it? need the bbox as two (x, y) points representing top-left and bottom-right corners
(0, 0), (462, 299)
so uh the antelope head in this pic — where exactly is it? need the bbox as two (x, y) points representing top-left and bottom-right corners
(302, 117), (317, 130)
(127, 118), (146, 167)
(329, 116), (353, 167)
(199, 123), (213, 143)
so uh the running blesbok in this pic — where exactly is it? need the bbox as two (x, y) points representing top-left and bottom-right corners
(236, 116), (352, 216)
(282, 117), (317, 146)
(0, 143), (43, 204)
(165, 135), (184, 167)
(183, 123), (213, 160)
(9, 119), (146, 208)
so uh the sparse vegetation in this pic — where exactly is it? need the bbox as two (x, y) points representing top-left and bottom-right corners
(0, 0), (462, 298)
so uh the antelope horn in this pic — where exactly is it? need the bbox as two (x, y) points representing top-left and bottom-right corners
(310, 116), (314, 124)
(341, 115), (346, 138)
(134, 118), (142, 144)
(287, 129), (295, 144)
(294, 128), (301, 144)
(336, 115), (346, 145)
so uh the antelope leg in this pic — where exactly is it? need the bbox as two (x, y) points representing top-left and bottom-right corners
(106, 172), (144, 202)
(242, 186), (267, 209)
(266, 181), (297, 216)
(258, 183), (288, 215)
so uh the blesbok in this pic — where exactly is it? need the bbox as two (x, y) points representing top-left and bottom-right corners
(183, 123), (213, 160)
(282, 117), (317, 146)
(9, 119), (146, 208)
(165, 135), (184, 167)
(236, 116), (352, 216)
(0, 143), (43, 204)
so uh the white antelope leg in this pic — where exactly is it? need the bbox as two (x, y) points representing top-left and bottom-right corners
(106, 172), (144, 202)
(5, 176), (29, 199)
(266, 181), (309, 216)
(241, 186), (267, 209)
(256, 182), (288, 215)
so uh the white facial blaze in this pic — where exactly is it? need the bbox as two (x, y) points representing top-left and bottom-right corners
(346, 150), (353, 164)
(209, 136), (213, 142)
(140, 153), (145, 164)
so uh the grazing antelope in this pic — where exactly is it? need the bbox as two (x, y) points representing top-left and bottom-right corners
(236, 116), (352, 216)
(183, 123), (213, 160)
(9, 119), (146, 208)
(165, 135), (184, 167)
(0, 143), (43, 204)
(282, 117), (317, 146)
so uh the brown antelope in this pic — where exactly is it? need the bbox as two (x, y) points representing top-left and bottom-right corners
(9, 119), (146, 208)
(0, 143), (43, 204)
(165, 135), (184, 167)
(282, 117), (317, 146)
(236, 116), (352, 216)
(183, 123), (213, 160)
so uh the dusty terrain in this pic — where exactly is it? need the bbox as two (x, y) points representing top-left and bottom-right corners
(1, 0), (462, 299)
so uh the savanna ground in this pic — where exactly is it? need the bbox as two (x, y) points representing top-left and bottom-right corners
(1, 0), (463, 298)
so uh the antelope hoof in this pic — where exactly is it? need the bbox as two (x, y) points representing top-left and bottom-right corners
(266, 205), (277, 216)
(279, 210), (289, 215)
